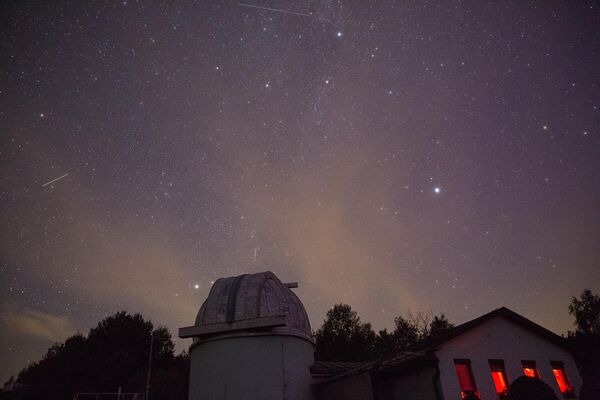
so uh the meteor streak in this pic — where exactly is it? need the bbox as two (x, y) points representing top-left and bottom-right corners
(238, 3), (311, 17)
(42, 173), (69, 187)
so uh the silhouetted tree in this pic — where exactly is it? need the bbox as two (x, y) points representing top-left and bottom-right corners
(428, 313), (454, 337)
(508, 376), (558, 400)
(13, 311), (189, 400)
(315, 304), (455, 361)
(567, 289), (600, 400)
(375, 315), (419, 357)
(314, 304), (377, 361)
(569, 289), (600, 335)
(375, 311), (454, 357)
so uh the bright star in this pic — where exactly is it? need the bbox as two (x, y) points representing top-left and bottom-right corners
(194, 284), (199, 289)
(336, 31), (342, 37)
(434, 187), (441, 194)
(542, 125), (548, 130)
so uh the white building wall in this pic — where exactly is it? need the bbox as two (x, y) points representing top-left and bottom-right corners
(435, 317), (582, 400)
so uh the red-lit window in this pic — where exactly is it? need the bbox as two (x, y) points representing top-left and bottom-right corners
(551, 361), (575, 397)
(454, 359), (480, 400)
(521, 360), (540, 379)
(489, 360), (509, 396)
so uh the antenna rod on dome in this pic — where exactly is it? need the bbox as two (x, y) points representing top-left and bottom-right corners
(284, 282), (298, 288)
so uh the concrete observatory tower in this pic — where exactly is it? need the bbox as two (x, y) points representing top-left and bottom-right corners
(179, 271), (314, 400)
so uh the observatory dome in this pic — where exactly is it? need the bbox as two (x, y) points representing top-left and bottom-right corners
(182, 271), (312, 344)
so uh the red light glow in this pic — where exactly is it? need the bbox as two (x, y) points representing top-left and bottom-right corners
(455, 363), (476, 391)
(523, 367), (537, 378)
(455, 362), (480, 399)
(552, 368), (573, 395)
(491, 371), (508, 394)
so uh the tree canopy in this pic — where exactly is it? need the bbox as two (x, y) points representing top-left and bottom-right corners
(569, 289), (600, 335)
(12, 311), (189, 400)
(567, 289), (600, 400)
(314, 304), (454, 361)
(314, 304), (377, 361)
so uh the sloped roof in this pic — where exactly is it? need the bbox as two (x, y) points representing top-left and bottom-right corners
(314, 352), (437, 385)
(405, 306), (568, 352)
(311, 361), (367, 378)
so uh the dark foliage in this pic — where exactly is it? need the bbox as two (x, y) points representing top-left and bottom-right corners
(12, 311), (189, 400)
(314, 304), (377, 361)
(569, 289), (600, 335)
(508, 376), (558, 400)
(429, 314), (454, 337)
(374, 311), (454, 358)
(567, 289), (600, 400)
(314, 304), (454, 361)
(376, 316), (419, 356)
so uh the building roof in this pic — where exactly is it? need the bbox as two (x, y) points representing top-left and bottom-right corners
(314, 352), (438, 385)
(310, 361), (367, 378)
(179, 271), (313, 344)
(405, 306), (568, 352)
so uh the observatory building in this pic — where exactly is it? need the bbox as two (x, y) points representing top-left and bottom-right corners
(180, 271), (583, 400)
(179, 271), (314, 400)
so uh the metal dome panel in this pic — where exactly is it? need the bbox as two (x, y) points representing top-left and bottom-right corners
(180, 271), (313, 343)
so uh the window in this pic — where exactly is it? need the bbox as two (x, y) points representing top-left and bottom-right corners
(521, 360), (540, 379)
(489, 360), (509, 396)
(454, 359), (480, 400)
(550, 361), (575, 397)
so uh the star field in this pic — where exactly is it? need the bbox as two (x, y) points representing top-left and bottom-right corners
(1, 0), (599, 383)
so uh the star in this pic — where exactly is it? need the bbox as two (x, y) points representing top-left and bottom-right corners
(336, 31), (343, 38)
(542, 125), (548, 130)
(434, 187), (441, 194)
(194, 284), (199, 289)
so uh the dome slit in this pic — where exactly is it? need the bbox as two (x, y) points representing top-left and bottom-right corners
(226, 274), (246, 323)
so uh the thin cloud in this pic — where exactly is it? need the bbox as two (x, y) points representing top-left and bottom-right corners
(2, 305), (76, 342)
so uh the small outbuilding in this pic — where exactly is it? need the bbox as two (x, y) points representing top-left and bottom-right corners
(313, 307), (582, 400)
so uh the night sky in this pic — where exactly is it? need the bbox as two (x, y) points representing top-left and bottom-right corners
(1, 1), (599, 384)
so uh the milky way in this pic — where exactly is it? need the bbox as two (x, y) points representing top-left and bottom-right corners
(1, 1), (599, 383)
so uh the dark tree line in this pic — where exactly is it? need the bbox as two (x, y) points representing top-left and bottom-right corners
(5, 312), (189, 400)
(314, 303), (453, 361)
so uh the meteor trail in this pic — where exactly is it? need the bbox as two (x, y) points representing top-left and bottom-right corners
(42, 173), (69, 187)
(238, 3), (311, 17)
